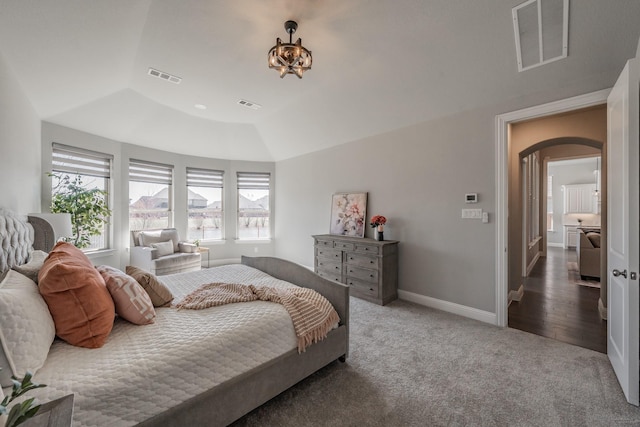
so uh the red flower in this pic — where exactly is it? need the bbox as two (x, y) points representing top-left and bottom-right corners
(370, 215), (387, 228)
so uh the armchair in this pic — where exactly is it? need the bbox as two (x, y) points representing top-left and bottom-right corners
(130, 228), (201, 276)
(576, 229), (601, 280)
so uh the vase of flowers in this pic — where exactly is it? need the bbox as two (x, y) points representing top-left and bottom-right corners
(370, 215), (387, 241)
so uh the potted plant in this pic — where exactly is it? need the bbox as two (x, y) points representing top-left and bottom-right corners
(49, 173), (112, 249)
(0, 371), (46, 427)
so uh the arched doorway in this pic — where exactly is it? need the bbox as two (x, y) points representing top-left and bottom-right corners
(508, 130), (607, 352)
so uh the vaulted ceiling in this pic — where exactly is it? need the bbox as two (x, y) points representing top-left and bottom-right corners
(1, 1), (639, 161)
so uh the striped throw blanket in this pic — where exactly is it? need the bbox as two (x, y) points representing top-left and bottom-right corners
(175, 283), (340, 352)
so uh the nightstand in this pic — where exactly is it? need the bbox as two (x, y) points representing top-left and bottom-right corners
(197, 247), (210, 268)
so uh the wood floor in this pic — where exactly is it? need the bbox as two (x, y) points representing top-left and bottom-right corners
(508, 246), (607, 353)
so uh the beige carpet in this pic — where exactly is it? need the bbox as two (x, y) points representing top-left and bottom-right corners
(568, 261), (601, 288)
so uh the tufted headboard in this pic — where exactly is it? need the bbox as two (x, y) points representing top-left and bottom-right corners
(0, 209), (34, 276)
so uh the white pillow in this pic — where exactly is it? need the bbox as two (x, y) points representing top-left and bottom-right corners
(0, 270), (56, 387)
(151, 240), (174, 257)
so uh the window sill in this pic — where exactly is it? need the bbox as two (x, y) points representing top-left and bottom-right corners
(234, 239), (272, 244)
(198, 239), (226, 246)
(84, 249), (116, 260)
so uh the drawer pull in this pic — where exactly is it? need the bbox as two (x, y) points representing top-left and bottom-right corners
(335, 266), (340, 270)
(370, 260), (374, 264)
(370, 274), (374, 278)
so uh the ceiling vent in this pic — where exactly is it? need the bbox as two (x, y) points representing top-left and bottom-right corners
(512, 0), (568, 72)
(148, 68), (182, 84)
(237, 99), (262, 110)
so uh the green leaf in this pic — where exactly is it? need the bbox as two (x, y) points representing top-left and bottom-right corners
(6, 398), (39, 427)
(49, 172), (112, 248)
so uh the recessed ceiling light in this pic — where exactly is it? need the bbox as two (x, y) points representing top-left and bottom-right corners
(194, 104), (207, 110)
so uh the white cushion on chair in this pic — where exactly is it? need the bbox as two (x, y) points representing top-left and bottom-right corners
(138, 229), (180, 252)
(150, 241), (174, 257)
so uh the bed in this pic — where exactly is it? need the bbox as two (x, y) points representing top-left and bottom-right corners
(0, 211), (349, 427)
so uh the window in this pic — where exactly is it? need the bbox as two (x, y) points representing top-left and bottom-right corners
(237, 172), (270, 240)
(522, 153), (540, 246)
(51, 143), (112, 251)
(129, 160), (173, 231)
(187, 167), (224, 241)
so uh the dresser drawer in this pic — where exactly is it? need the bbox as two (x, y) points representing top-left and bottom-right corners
(347, 277), (379, 298)
(345, 252), (378, 269)
(334, 241), (354, 251)
(354, 243), (379, 255)
(315, 238), (334, 248)
(315, 259), (342, 274)
(346, 265), (378, 283)
(315, 247), (343, 261)
(315, 268), (343, 283)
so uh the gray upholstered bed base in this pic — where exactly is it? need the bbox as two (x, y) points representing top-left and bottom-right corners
(136, 256), (350, 427)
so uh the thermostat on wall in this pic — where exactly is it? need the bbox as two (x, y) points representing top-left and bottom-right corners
(465, 193), (478, 203)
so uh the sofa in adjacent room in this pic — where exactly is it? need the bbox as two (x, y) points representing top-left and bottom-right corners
(576, 228), (601, 280)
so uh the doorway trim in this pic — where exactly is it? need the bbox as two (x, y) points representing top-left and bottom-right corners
(494, 89), (610, 327)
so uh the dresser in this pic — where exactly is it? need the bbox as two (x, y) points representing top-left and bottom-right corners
(313, 234), (398, 305)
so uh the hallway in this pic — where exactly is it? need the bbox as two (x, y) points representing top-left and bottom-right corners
(508, 246), (606, 353)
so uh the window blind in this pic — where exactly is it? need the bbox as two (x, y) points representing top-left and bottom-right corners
(52, 143), (112, 178)
(237, 172), (270, 190)
(187, 167), (223, 188)
(129, 159), (173, 184)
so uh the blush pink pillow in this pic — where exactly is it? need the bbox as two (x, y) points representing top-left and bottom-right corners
(96, 265), (156, 325)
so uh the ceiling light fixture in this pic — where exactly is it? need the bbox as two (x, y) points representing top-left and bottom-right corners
(268, 20), (312, 79)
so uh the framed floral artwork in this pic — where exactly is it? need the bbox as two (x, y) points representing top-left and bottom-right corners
(329, 192), (367, 237)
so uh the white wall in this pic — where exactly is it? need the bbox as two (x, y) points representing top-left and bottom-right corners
(0, 50), (41, 215)
(547, 158), (601, 246)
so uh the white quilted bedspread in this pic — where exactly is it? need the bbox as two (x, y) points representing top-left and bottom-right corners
(26, 264), (299, 427)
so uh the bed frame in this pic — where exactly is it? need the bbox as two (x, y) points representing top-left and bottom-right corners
(0, 210), (349, 427)
(135, 256), (349, 427)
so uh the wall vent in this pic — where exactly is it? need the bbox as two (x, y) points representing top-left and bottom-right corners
(237, 99), (262, 110)
(512, 0), (569, 72)
(148, 68), (182, 84)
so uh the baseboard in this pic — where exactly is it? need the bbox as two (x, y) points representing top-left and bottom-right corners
(547, 242), (564, 248)
(508, 284), (524, 303)
(598, 298), (608, 320)
(525, 251), (541, 276)
(398, 290), (497, 325)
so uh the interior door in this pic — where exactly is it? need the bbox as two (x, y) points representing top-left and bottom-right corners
(607, 56), (640, 405)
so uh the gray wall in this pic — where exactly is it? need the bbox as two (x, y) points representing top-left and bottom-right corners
(275, 82), (619, 316)
(0, 50), (41, 214)
(276, 107), (496, 313)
